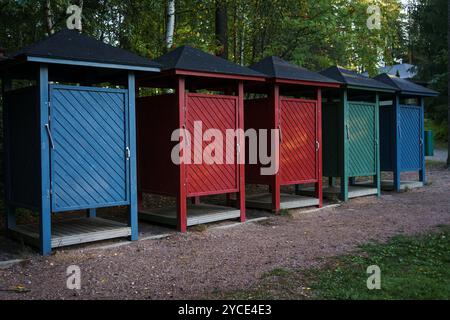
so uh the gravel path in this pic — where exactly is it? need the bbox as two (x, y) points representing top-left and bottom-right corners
(0, 167), (449, 300)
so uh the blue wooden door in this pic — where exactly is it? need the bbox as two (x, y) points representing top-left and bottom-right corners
(49, 85), (130, 212)
(399, 105), (422, 171)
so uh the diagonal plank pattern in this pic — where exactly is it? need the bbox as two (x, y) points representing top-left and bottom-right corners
(348, 102), (376, 177)
(51, 87), (128, 212)
(280, 98), (317, 184)
(186, 94), (239, 196)
(399, 105), (422, 171)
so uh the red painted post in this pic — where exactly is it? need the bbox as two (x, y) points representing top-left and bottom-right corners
(177, 77), (188, 232)
(271, 84), (281, 213)
(316, 88), (323, 208)
(238, 81), (246, 222)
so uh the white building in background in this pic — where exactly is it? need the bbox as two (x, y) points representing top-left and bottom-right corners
(363, 63), (418, 80)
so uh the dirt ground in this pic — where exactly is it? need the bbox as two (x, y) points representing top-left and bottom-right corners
(0, 165), (449, 300)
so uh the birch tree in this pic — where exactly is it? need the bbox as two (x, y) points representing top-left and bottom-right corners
(44, 0), (54, 35)
(166, 0), (175, 50)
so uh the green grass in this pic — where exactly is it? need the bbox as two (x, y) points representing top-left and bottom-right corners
(218, 226), (450, 300)
(308, 226), (450, 299)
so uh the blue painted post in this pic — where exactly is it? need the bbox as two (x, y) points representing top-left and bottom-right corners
(374, 93), (381, 198)
(1, 76), (16, 230)
(128, 72), (138, 241)
(340, 90), (349, 201)
(393, 95), (401, 191)
(86, 209), (97, 218)
(39, 65), (52, 256)
(419, 97), (426, 184)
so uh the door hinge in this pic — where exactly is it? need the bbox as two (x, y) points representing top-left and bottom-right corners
(47, 101), (51, 121)
(126, 147), (131, 160)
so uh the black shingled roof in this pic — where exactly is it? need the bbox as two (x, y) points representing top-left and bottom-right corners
(320, 66), (395, 92)
(155, 45), (264, 78)
(374, 73), (439, 97)
(250, 56), (340, 85)
(10, 29), (160, 70)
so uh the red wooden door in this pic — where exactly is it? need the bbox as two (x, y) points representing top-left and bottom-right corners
(185, 93), (239, 196)
(279, 98), (318, 185)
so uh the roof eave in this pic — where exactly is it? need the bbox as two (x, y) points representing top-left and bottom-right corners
(26, 56), (161, 73)
(173, 68), (266, 82)
(271, 77), (341, 88)
(399, 90), (439, 97)
(346, 84), (395, 93)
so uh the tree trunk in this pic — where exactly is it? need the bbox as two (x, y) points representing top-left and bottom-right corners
(44, 0), (54, 35)
(215, 0), (228, 59)
(78, 0), (84, 32)
(165, 0), (175, 50)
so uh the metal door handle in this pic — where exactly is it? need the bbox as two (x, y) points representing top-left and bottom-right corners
(126, 147), (131, 160)
(278, 126), (283, 142)
(316, 141), (320, 152)
(346, 124), (350, 140)
(398, 124), (401, 138)
(45, 124), (55, 149)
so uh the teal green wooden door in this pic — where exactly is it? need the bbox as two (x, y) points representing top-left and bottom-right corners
(348, 102), (377, 177)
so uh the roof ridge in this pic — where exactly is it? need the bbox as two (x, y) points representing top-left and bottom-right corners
(156, 45), (265, 78)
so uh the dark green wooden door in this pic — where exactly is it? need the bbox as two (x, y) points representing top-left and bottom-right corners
(348, 102), (377, 177)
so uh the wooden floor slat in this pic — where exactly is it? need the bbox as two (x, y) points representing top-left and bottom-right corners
(11, 217), (131, 249)
(140, 204), (241, 227)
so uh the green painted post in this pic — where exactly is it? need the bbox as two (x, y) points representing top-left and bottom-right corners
(375, 93), (381, 197)
(340, 90), (349, 201)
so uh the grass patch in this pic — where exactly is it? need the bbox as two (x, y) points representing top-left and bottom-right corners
(309, 226), (450, 299)
(217, 226), (450, 300)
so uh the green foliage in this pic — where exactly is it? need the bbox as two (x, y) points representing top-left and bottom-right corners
(309, 226), (450, 299)
(425, 119), (447, 144)
(0, 0), (406, 72)
(409, 0), (448, 143)
(216, 226), (450, 300)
